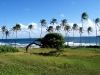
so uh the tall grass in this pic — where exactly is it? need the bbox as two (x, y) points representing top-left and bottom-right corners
(0, 45), (19, 53)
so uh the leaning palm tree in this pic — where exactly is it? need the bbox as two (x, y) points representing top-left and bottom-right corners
(28, 24), (33, 38)
(40, 19), (47, 38)
(5, 30), (10, 39)
(87, 27), (92, 45)
(1, 26), (6, 39)
(95, 18), (100, 46)
(79, 27), (83, 46)
(72, 23), (78, 46)
(81, 12), (88, 28)
(64, 24), (71, 46)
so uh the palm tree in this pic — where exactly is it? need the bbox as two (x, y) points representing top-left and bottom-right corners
(61, 19), (67, 26)
(72, 23), (78, 46)
(40, 19), (47, 38)
(50, 18), (57, 32)
(46, 26), (54, 33)
(95, 18), (100, 46)
(56, 25), (61, 32)
(50, 18), (57, 25)
(81, 12), (88, 28)
(87, 27), (92, 45)
(1, 26), (6, 39)
(12, 24), (21, 47)
(5, 30), (10, 39)
(28, 24), (33, 38)
(64, 24), (71, 46)
(79, 27), (83, 46)
(15, 24), (21, 39)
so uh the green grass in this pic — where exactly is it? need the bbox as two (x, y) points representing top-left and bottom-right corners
(0, 47), (100, 75)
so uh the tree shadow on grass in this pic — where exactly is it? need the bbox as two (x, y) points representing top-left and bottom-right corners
(31, 50), (61, 56)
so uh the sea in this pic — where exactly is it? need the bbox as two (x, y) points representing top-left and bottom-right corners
(0, 36), (100, 47)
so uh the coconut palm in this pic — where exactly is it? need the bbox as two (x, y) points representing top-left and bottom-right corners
(50, 18), (57, 25)
(72, 23), (78, 46)
(79, 27), (83, 46)
(40, 19), (47, 38)
(61, 19), (67, 26)
(64, 24), (71, 46)
(1, 26), (6, 39)
(15, 24), (21, 38)
(5, 30), (10, 39)
(46, 26), (54, 33)
(87, 27), (92, 45)
(95, 18), (100, 45)
(81, 12), (88, 28)
(28, 24), (33, 38)
(56, 25), (61, 32)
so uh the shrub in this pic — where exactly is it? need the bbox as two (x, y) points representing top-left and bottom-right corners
(41, 33), (64, 51)
(0, 45), (19, 53)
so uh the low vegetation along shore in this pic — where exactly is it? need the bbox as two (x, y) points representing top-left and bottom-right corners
(0, 45), (100, 75)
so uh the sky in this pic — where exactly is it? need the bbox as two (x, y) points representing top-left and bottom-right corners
(0, 0), (100, 38)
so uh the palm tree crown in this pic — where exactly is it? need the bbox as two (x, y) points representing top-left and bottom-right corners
(50, 18), (57, 25)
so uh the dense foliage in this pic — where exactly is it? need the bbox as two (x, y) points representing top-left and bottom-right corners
(41, 33), (64, 50)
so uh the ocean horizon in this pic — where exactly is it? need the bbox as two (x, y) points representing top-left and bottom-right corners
(0, 36), (100, 47)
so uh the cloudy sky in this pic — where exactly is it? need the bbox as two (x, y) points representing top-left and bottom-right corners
(0, 0), (100, 38)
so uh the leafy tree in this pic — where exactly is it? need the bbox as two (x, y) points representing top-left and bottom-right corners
(41, 33), (64, 51)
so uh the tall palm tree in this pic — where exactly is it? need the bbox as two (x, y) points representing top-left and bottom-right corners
(15, 24), (21, 39)
(95, 18), (100, 46)
(1, 26), (6, 39)
(50, 18), (57, 32)
(40, 19), (47, 38)
(61, 19), (67, 30)
(81, 12), (88, 28)
(72, 23), (78, 46)
(87, 27), (92, 45)
(5, 30), (10, 39)
(79, 27), (83, 46)
(28, 24), (33, 38)
(64, 24), (71, 46)
(12, 24), (21, 47)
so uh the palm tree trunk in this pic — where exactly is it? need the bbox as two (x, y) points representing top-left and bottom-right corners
(95, 24), (97, 46)
(73, 30), (74, 46)
(80, 33), (82, 46)
(40, 26), (42, 38)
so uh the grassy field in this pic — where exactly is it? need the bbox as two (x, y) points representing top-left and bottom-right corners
(0, 48), (100, 75)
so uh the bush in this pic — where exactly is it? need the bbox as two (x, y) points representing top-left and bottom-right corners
(0, 45), (19, 53)
(41, 33), (64, 51)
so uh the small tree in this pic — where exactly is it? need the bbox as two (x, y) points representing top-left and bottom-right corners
(41, 33), (64, 51)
